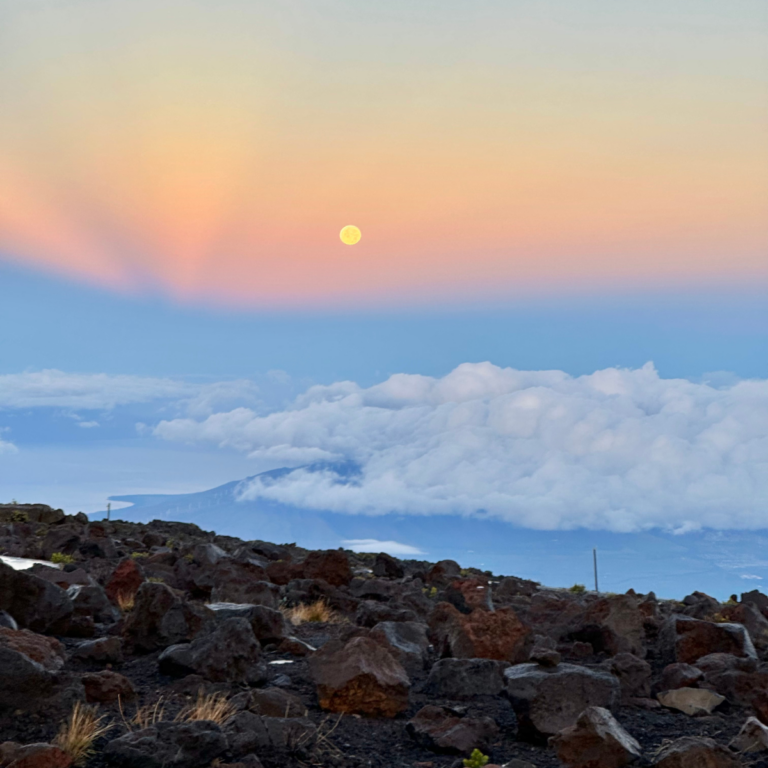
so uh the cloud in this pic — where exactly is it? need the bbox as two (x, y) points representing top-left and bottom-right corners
(740, 574), (763, 580)
(0, 438), (18, 455)
(152, 362), (768, 532)
(0, 370), (260, 414)
(343, 539), (426, 556)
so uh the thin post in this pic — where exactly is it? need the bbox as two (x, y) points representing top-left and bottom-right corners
(593, 547), (599, 593)
(107, 502), (111, 521)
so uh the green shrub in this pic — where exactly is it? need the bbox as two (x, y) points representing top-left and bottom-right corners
(463, 749), (489, 768)
(569, 584), (586, 595)
(130, 551), (149, 559)
(51, 552), (75, 565)
(146, 576), (165, 583)
(11, 509), (29, 523)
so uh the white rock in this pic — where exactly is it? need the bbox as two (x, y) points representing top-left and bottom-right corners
(657, 687), (725, 716)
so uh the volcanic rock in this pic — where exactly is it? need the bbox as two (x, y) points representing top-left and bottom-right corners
(369, 621), (430, 672)
(158, 617), (263, 683)
(406, 705), (499, 756)
(659, 615), (756, 665)
(652, 736), (738, 767)
(504, 662), (621, 742)
(549, 706), (642, 768)
(423, 658), (510, 699)
(308, 635), (410, 717)
(656, 688), (725, 716)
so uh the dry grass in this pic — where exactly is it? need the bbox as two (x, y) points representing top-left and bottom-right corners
(281, 599), (342, 626)
(55, 702), (112, 767)
(115, 591), (135, 613)
(119, 695), (166, 732)
(175, 691), (237, 725)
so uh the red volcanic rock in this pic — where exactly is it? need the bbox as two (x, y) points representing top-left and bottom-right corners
(652, 737), (738, 768)
(5, 743), (73, 768)
(82, 670), (136, 703)
(300, 550), (352, 587)
(660, 616), (756, 665)
(429, 602), (532, 663)
(550, 706), (642, 768)
(105, 558), (144, 604)
(406, 705), (498, 756)
(308, 636), (410, 717)
(658, 663), (703, 692)
(0, 628), (65, 671)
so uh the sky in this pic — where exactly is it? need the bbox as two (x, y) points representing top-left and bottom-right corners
(1, 0), (767, 565)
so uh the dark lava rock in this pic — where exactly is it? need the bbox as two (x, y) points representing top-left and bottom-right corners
(406, 704), (499, 756)
(423, 658), (510, 699)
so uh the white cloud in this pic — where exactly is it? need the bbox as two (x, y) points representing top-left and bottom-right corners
(740, 574), (763, 580)
(0, 370), (260, 415)
(152, 362), (768, 532)
(77, 421), (100, 429)
(343, 539), (426, 556)
(0, 370), (193, 410)
(0, 438), (18, 455)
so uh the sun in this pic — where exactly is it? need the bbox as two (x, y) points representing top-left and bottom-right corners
(340, 225), (361, 245)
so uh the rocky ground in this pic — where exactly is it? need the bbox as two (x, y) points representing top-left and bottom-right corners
(2, 503), (768, 768)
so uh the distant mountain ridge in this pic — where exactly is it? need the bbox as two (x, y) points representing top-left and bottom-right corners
(108, 462), (768, 600)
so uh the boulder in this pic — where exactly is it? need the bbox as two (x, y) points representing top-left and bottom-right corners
(657, 688), (725, 716)
(729, 716), (768, 753)
(67, 584), (120, 623)
(424, 658), (510, 699)
(657, 663), (703, 692)
(443, 578), (494, 613)
(105, 559), (145, 604)
(0, 504), (65, 525)
(72, 636), (124, 664)
(529, 645), (561, 668)
(209, 566), (279, 608)
(0, 627), (65, 671)
(158, 617), (263, 684)
(504, 663), (621, 742)
(695, 652), (768, 707)
(300, 550), (352, 587)
(206, 603), (286, 643)
(3, 743), (73, 768)
(659, 615), (756, 665)
(494, 576), (540, 601)
(223, 712), (315, 759)
(356, 600), (417, 628)
(550, 706), (642, 768)
(602, 653), (652, 701)
(308, 636), (410, 717)
(40, 526), (81, 559)
(250, 688), (307, 718)
(123, 582), (211, 653)
(0, 644), (55, 710)
(572, 594), (650, 658)
(742, 590), (768, 617)
(369, 621), (430, 672)
(0, 561), (73, 634)
(426, 560), (462, 587)
(27, 565), (92, 589)
(372, 553), (404, 579)
(104, 721), (227, 768)
(430, 603), (532, 663)
(82, 670), (136, 703)
(406, 705), (499, 756)
(652, 736), (738, 768)
(718, 602), (768, 651)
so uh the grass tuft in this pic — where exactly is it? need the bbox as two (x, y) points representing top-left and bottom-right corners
(282, 599), (341, 626)
(115, 591), (136, 613)
(119, 695), (166, 731)
(175, 691), (237, 725)
(55, 702), (111, 767)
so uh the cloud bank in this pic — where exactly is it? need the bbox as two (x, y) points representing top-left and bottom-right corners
(153, 362), (768, 532)
(0, 370), (259, 414)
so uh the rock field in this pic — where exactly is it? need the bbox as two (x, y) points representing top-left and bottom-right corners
(2, 502), (768, 768)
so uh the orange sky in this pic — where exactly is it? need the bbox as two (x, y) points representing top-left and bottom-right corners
(1, 0), (767, 307)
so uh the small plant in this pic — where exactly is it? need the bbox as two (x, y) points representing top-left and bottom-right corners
(711, 612), (729, 623)
(51, 552), (75, 565)
(726, 596), (738, 605)
(282, 599), (342, 626)
(115, 592), (135, 613)
(119, 696), (166, 732)
(176, 691), (237, 725)
(146, 576), (165, 583)
(460, 568), (471, 577)
(463, 748), (489, 768)
(183, 553), (194, 562)
(55, 702), (111, 767)
(130, 551), (149, 559)
(10, 509), (28, 523)
(569, 584), (586, 595)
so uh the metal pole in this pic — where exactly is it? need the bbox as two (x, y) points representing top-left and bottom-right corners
(107, 502), (111, 521)
(593, 547), (599, 593)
